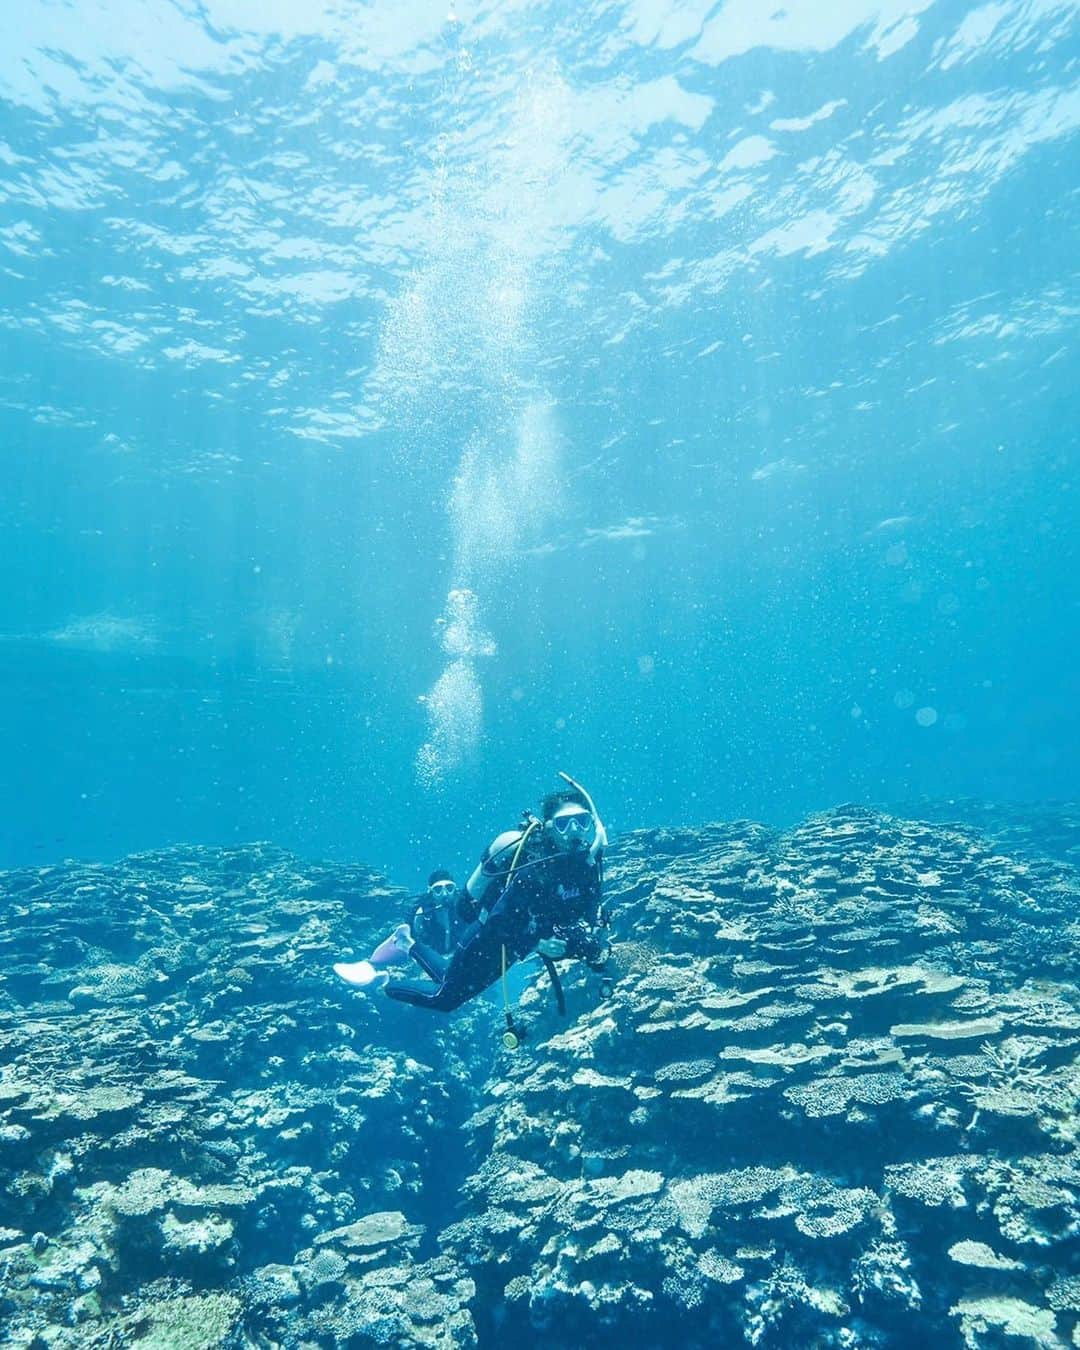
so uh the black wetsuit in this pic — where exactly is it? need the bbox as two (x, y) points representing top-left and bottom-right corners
(385, 835), (605, 1013)
(409, 890), (470, 958)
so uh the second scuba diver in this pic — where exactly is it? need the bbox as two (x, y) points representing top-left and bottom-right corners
(334, 773), (609, 1013)
(333, 869), (470, 990)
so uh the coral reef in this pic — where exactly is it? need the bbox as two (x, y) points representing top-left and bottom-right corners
(0, 844), (484, 1347)
(447, 806), (1080, 1347)
(1, 807), (1077, 1347)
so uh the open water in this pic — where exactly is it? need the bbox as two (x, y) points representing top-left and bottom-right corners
(1, 0), (1077, 881)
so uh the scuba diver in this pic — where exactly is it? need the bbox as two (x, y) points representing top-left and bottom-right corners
(381, 773), (609, 1014)
(333, 869), (468, 990)
(410, 869), (471, 954)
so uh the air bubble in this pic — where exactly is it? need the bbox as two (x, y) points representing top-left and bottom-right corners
(416, 404), (561, 788)
(415, 658), (484, 787)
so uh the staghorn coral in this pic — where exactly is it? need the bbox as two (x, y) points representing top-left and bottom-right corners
(851, 1239), (921, 1309)
(744, 1258), (849, 1347)
(954, 1037), (1056, 1124)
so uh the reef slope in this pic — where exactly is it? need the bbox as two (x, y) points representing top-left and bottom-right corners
(1, 807), (1078, 1348)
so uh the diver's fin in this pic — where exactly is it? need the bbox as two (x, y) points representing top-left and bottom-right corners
(333, 960), (389, 989)
(369, 924), (414, 967)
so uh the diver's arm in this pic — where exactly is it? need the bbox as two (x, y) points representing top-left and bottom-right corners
(455, 888), (480, 925)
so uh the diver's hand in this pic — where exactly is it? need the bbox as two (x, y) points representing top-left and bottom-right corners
(588, 943), (612, 973)
(537, 937), (568, 960)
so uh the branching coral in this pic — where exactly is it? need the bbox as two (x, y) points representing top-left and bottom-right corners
(886, 1156), (974, 1209)
(955, 1038), (1054, 1125)
(744, 1258), (848, 1347)
(982, 1157), (1080, 1247)
(851, 1239), (921, 1308)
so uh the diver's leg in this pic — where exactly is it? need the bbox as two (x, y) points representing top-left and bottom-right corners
(370, 923), (414, 967)
(409, 938), (449, 983)
(384, 921), (511, 1013)
(383, 979), (460, 1011)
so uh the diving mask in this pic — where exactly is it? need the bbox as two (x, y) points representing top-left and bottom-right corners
(552, 808), (594, 837)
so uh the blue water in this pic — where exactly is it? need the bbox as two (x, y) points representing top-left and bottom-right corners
(1, 0), (1077, 882)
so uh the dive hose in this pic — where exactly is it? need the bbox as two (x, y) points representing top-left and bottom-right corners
(500, 944), (520, 1051)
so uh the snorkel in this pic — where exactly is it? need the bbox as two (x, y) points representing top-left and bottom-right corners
(557, 770), (608, 863)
